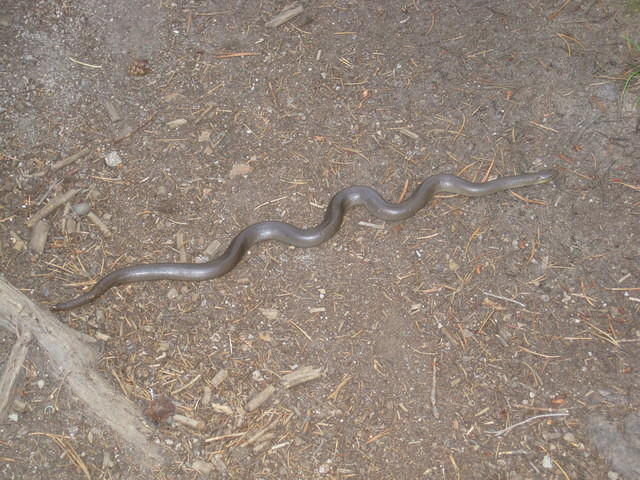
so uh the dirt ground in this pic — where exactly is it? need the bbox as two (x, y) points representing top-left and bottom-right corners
(1, 1), (639, 478)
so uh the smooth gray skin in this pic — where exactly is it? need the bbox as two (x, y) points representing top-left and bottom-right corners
(51, 169), (557, 311)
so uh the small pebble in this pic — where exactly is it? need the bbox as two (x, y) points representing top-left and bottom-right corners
(36, 379), (45, 389)
(542, 454), (552, 469)
(563, 432), (576, 443)
(72, 202), (91, 216)
(104, 151), (123, 167)
(167, 288), (179, 299)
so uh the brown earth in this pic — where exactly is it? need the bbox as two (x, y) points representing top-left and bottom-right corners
(1, 1), (639, 479)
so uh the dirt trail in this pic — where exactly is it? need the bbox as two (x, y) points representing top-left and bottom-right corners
(1, 1), (639, 478)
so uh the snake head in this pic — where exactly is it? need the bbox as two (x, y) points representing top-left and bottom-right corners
(534, 169), (559, 184)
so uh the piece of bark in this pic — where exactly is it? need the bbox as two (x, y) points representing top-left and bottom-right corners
(0, 276), (164, 466)
(281, 366), (322, 389)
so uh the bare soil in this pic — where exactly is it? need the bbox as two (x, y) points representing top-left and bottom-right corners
(1, 1), (639, 479)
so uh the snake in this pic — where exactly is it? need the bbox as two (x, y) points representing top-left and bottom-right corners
(51, 169), (557, 311)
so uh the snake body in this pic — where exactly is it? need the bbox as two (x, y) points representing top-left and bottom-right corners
(51, 169), (557, 311)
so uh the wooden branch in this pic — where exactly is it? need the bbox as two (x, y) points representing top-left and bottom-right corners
(0, 276), (164, 466)
(0, 326), (31, 418)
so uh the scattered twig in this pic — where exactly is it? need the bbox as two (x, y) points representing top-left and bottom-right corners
(510, 190), (547, 205)
(52, 147), (91, 171)
(240, 419), (278, 447)
(26, 189), (80, 227)
(548, 0), (571, 20)
(204, 432), (245, 444)
(171, 373), (201, 395)
(68, 56), (102, 69)
(485, 412), (569, 436)
(529, 120), (559, 133)
(430, 358), (439, 419)
(397, 178), (410, 203)
(483, 291), (527, 308)
(213, 52), (260, 59)
(113, 110), (158, 144)
(327, 374), (352, 401)
(518, 346), (561, 359)
(34, 433), (92, 479)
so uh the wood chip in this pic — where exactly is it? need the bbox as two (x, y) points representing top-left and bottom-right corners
(176, 231), (187, 263)
(245, 385), (276, 412)
(398, 127), (420, 140)
(201, 386), (212, 406)
(281, 366), (322, 389)
(211, 369), (228, 387)
(166, 118), (187, 128)
(26, 189), (80, 227)
(259, 308), (279, 320)
(265, 3), (303, 28)
(28, 219), (49, 255)
(86, 212), (112, 237)
(173, 414), (206, 431)
(211, 403), (234, 416)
